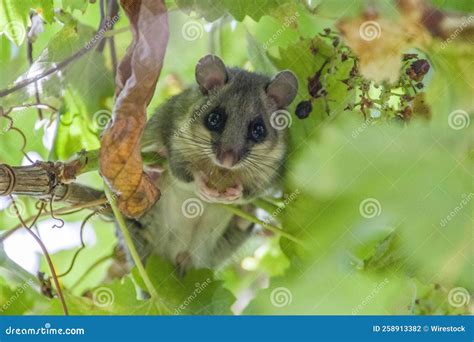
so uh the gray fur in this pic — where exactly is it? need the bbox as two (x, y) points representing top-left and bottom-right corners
(133, 56), (297, 273)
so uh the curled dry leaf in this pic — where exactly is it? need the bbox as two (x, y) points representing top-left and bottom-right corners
(397, 0), (474, 40)
(99, 0), (169, 218)
(337, 3), (430, 84)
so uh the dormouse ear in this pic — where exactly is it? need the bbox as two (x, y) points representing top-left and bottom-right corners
(266, 70), (298, 108)
(195, 55), (228, 94)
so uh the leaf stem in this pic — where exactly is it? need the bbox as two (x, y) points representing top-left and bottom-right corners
(221, 204), (304, 245)
(104, 185), (163, 311)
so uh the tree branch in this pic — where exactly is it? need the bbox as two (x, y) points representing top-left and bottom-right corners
(0, 149), (165, 202)
(0, 3), (124, 99)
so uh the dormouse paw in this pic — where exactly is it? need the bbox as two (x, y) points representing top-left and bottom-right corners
(194, 171), (243, 204)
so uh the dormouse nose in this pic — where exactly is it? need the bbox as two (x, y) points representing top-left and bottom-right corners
(216, 148), (242, 168)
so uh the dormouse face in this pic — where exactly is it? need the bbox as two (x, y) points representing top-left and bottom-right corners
(171, 55), (298, 203)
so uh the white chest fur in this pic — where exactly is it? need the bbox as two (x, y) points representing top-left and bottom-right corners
(140, 172), (234, 268)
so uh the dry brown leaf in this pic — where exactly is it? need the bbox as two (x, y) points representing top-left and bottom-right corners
(99, 0), (168, 218)
(337, 6), (430, 84)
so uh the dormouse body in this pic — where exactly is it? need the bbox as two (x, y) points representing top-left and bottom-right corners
(136, 55), (298, 274)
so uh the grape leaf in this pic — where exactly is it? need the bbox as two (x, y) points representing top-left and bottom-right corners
(133, 256), (235, 315)
(0, 0), (54, 46)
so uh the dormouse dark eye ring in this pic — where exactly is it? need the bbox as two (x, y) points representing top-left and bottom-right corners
(205, 111), (226, 132)
(249, 119), (266, 143)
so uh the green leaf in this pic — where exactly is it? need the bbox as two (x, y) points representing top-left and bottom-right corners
(175, 0), (226, 22)
(246, 32), (277, 74)
(223, 0), (291, 22)
(61, 0), (88, 13)
(175, 0), (293, 22)
(0, 0), (54, 46)
(271, 38), (354, 148)
(0, 276), (46, 314)
(33, 0), (55, 23)
(0, 0), (30, 46)
(425, 42), (474, 123)
(25, 19), (115, 159)
(133, 256), (235, 315)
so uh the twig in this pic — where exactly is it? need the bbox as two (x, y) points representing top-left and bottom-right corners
(10, 197), (69, 315)
(26, 33), (43, 120)
(0, 45), (92, 98)
(0, 198), (108, 242)
(0, 7), (125, 98)
(253, 198), (280, 214)
(56, 211), (96, 278)
(106, 0), (120, 77)
(70, 253), (113, 291)
(104, 185), (165, 312)
(221, 204), (305, 245)
(4, 103), (58, 115)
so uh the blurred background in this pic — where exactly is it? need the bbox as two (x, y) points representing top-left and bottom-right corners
(0, 0), (472, 315)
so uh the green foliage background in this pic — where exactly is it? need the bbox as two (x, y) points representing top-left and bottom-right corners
(0, 0), (472, 315)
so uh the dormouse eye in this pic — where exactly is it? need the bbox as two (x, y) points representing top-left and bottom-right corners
(205, 111), (226, 132)
(249, 120), (266, 143)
